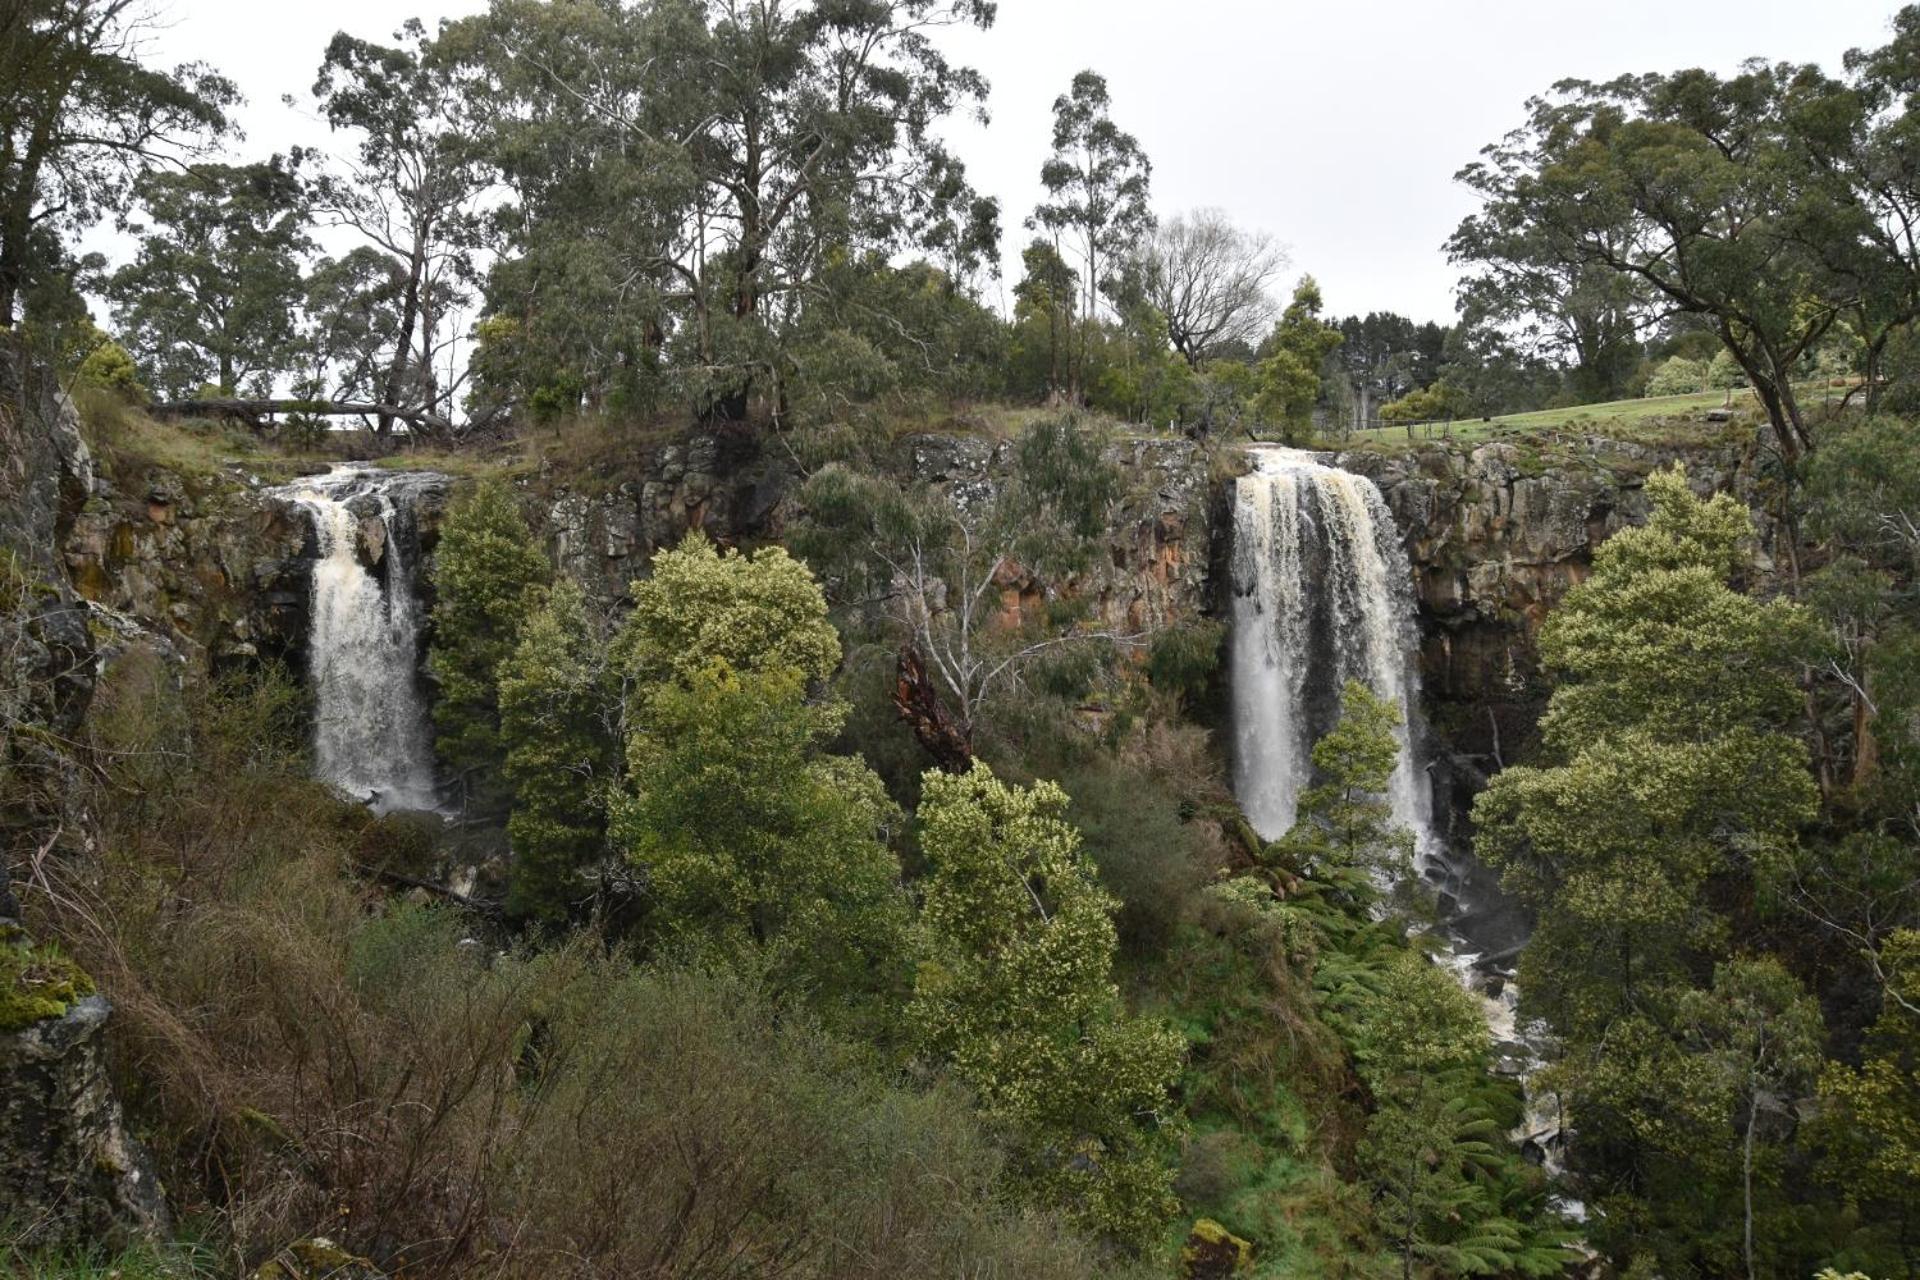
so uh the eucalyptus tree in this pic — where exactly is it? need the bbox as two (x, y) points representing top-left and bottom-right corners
(448, 0), (999, 420)
(1011, 236), (1077, 399)
(309, 20), (490, 432)
(792, 413), (1132, 771)
(1788, 8), (1920, 413)
(1032, 69), (1152, 402)
(1446, 205), (1648, 405)
(1453, 64), (1849, 463)
(0, 0), (236, 329)
(299, 246), (405, 403)
(102, 156), (314, 397)
(1134, 208), (1285, 366)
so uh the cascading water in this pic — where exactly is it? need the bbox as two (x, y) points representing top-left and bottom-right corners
(280, 466), (441, 814)
(1229, 446), (1436, 860)
(1227, 446), (1573, 1183)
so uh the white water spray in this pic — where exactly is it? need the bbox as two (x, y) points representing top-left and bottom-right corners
(1228, 446), (1435, 858)
(1227, 445), (1575, 1197)
(281, 466), (440, 813)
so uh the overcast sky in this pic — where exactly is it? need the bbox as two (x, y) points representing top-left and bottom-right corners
(120, 0), (1906, 325)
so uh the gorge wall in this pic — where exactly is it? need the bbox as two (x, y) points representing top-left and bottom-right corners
(1339, 432), (1763, 836)
(54, 418), (1768, 828)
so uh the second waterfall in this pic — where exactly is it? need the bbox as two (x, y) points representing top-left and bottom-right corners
(1228, 446), (1437, 858)
(282, 466), (443, 814)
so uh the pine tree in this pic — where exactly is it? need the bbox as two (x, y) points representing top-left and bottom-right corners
(428, 479), (549, 810)
(909, 762), (1185, 1251)
(499, 578), (617, 922)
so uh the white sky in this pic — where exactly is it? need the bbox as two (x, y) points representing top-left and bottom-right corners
(115, 0), (1905, 326)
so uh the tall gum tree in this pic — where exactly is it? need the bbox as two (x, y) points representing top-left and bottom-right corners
(309, 20), (490, 432)
(0, 0), (235, 329)
(447, 0), (999, 419)
(1032, 69), (1152, 404)
(1454, 63), (1850, 464)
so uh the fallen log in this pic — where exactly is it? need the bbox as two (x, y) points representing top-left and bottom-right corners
(147, 397), (453, 434)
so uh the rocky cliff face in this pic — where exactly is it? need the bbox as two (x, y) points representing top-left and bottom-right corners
(1340, 431), (1764, 800)
(58, 423), (1768, 782)
(52, 418), (1766, 781)
(533, 429), (1216, 638)
(1, 343), (170, 1248)
(897, 432), (1216, 635)
(63, 469), (312, 671)
(540, 427), (789, 606)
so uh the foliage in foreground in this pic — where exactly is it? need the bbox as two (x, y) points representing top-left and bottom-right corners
(21, 652), (1152, 1279)
(911, 763), (1187, 1249)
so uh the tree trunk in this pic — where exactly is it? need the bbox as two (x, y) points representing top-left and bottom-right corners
(381, 228), (429, 439)
(892, 645), (972, 774)
(148, 397), (454, 433)
(1864, 332), (1888, 416)
(1854, 677), (1879, 787)
(0, 216), (22, 328)
(1743, 1099), (1758, 1280)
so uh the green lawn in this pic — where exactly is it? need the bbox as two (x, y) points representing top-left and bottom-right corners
(1345, 388), (1749, 449)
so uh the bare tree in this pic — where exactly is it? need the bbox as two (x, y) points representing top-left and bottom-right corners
(794, 416), (1150, 770)
(881, 513), (1144, 767)
(1137, 208), (1287, 366)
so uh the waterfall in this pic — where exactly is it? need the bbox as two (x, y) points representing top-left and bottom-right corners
(1228, 446), (1436, 858)
(280, 466), (440, 814)
(1227, 446), (1575, 1196)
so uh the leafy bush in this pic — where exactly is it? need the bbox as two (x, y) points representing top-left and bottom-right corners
(429, 479), (550, 810)
(1645, 355), (1706, 396)
(1147, 619), (1225, 707)
(1064, 760), (1210, 956)
(75, 339), (148, 401)
(25, 647), (1149, 1279)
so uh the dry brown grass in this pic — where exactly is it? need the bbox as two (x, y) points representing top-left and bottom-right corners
(17, 648), (1152, 1280)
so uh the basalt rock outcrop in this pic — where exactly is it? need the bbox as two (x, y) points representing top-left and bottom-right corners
(2, 343), (170, 1247)
(535, 429), (1217, 638)
(0, 985), (172, 1245)
(900, 431), (1215, 634)
(540, 427), (789, 606)
(65, 469), (314, 671)
(1340, 430), (1763, 788)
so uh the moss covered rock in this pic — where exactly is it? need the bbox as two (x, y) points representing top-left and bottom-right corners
(1, 936), (169, 1247)
(1181, 1217), (1253, 1277)
(251, 1237), (386, 1280)
(1, 927), (95, 1031)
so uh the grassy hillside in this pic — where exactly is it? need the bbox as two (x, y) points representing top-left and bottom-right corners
(1333, 386), (1841, 451)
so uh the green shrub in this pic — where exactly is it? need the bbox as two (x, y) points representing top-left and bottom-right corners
(1064, 760), (1209, 957)
(29, 646), (1143, 1278)
(75, 340), (147, 401)
(1645, 355), (1706, 396)
(429, 479), (550, 811)
(1147, 619), (1225, 707)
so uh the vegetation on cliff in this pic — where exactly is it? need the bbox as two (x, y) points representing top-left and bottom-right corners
(8, 2), (1920, 1278)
